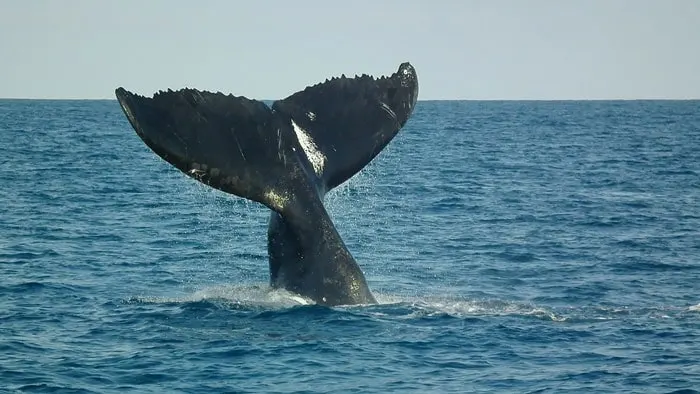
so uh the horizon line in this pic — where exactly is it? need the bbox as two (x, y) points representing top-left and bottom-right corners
(1, 97), (699, 102)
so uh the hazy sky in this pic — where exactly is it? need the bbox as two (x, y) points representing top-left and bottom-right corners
(1, 0), (699, 100)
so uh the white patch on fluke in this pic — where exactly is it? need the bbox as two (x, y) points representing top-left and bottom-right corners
(291, 119), (325, 176)
(307, 111), (316, 121)
(379, 101), (398, 123)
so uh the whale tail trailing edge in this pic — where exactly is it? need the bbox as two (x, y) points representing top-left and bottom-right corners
(115, 62), (419, 305)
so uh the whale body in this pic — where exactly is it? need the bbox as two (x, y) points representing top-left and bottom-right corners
(115, 62), (419, 305)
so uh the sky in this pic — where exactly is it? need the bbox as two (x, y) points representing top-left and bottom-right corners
(1, 0), (699, 100)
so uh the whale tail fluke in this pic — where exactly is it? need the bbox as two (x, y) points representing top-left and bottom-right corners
(114, 62), (419, 306)
(115, 62), (419, 206)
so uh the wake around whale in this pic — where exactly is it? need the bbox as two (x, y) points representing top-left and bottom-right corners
(115, 62), (419, 306)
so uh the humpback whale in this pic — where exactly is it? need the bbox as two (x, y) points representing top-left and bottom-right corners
(115, 62), (419, 306)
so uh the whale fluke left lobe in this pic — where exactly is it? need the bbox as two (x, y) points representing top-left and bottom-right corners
(115, 88), (308, 213)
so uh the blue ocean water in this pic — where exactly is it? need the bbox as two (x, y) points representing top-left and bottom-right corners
(1, 99), (699, 393)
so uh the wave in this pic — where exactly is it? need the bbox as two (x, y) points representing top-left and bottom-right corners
(126, 284), (700, 325)
(127, 284), (566, 321)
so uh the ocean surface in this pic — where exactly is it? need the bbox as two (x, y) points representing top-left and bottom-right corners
(1, 99), (699, 393)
